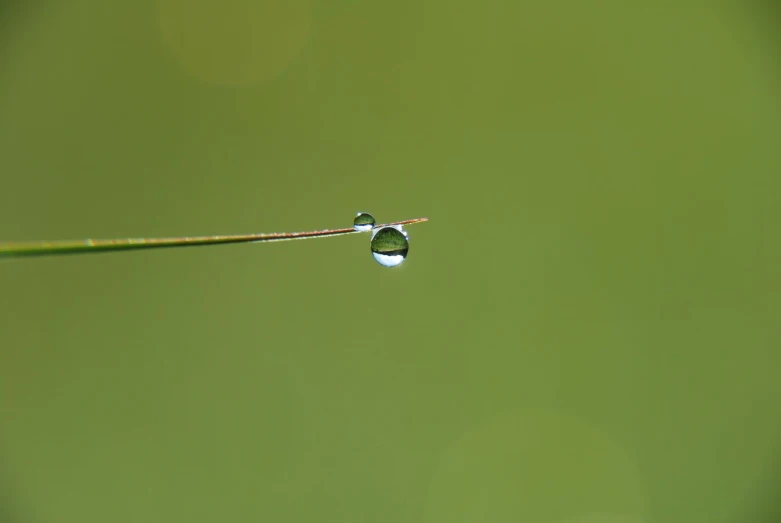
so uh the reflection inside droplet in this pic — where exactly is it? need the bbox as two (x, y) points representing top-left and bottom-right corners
(353, 212), (376, 232)
(370, 225), (409, 267)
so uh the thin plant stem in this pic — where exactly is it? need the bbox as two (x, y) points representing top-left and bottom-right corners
(0, 217), (428, 259)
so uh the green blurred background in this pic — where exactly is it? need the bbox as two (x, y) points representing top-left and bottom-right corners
(1, 1), (780, 522)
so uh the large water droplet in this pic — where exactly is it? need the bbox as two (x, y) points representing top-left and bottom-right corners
(353, 212), (376, 232)
(370, 225), (409, 267)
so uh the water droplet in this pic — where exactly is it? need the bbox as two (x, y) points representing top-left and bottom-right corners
(370, 225), (409, 267)
(353, 212), (376, 232)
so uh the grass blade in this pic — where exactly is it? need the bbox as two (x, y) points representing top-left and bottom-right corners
(0, 217), (428, 259)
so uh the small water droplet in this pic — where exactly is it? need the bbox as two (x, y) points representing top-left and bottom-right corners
(353, 212), (376, 232)
(370, 225), (409, 267)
